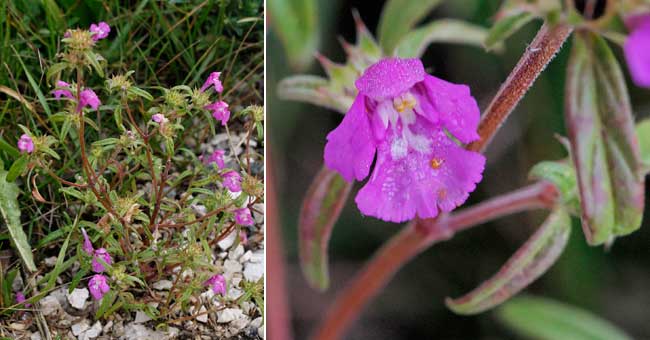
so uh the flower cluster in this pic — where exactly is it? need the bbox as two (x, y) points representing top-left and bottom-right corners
(201, 72), (231, 126)
(82, 228), (113, 300)
(624, 13), (650, 88)
(52, 80), (101, 112)
(324, 58), (485, 223)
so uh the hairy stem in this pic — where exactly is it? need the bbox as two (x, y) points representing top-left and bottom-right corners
(468, 22), (572, 152)
(312, 181), (558, 340)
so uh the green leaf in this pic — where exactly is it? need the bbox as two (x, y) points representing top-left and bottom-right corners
(637, 120), (650, 168)
(377, 0), (442, 54)
(299, 166), (352, 291)
(277, 75), (351, 114)
(40, 0), (65, 32)
(6, 156), (28, 182)
(268, 0), (318, 70)
(394, 19), (492, 58)
(128, 87), (154, 101)
(529, 161), (579, 213)
(498, 295), (632, 340)
(0, 138), (20, 159)
(485, 12), (535, 51)
(0, 170), (36, 272)
(446, 209), (571, 315)
(565, 32), (644, 245)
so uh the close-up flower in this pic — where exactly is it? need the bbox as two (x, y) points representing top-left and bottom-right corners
(89, 22), (111, 41)
(52, 81), (73, 99)
(206, 100), (231, 126)
(88, 274), (110, 300)
(152, 113), (168, 124)
(91, 248), (113, 273)
(200, 71), (224, 93)
(206, 149), (226, 168)
(78, 88), (101, 111)
(624, 13), (650, 88)
(17, 134), (34, 154)
(324, 58), (485, 222)
(234, 207), (255, 226)
(222, 170), (242, 192)
(204, 274), (227, 296)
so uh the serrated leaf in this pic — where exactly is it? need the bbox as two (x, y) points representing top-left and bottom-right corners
(485, 12), (535, 50)
(268, 0), (318, 70)
(377, 0), (442, 54)
(0, 170), (36, 272)
(394, 19), (492, 58)
(565, 32), (644, 245)
(498, 295), (632, 340)
(446, 209), (571, 315)
(299, 166), (352, 291)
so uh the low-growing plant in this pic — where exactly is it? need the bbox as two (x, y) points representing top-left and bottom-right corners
(0, 19), (264, 326)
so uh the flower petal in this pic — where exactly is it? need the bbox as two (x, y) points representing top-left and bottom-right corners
(624, 20), (650, 88)
(422, 75), (480, 144)
(324, 95), (376, 182)
(355, 58), (425, 100)
(355, 124), (484, 223)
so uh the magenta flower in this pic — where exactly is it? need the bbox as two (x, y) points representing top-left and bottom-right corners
(205, 101), (230, 126)
(222, 170), (242, 192)
(89, 22), (110, 41)
(91, 248), (112, 273)
(200, 72), (224, 93)
(624, 14), (650, 88)
(206, 149), (226, 168)
(52, 80), (73, 99)
(152, 113), (168, 124)
(17, 134), (34, 154)
(88, 274), (110, 300)
(234, 207), (255, 226)
(78, 89), (101, 111)
(204, 274), (227, 296)
(324, 58), (485, 223)
(81, 228), (94, 255)
(15, 292), (31, 307)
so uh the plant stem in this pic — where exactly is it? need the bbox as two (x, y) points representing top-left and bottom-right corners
(468, 22), (572, 152)
(311, 181), (558, 340)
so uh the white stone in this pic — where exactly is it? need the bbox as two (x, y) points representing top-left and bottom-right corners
(239, 250), (253, 263)
(223, 259), (242, 278)
(196, 306), (208, 323)
(259, 325), (266, 339)
(241, 301), (256, 315)
(84, 321), (102, 339)
(67, 288), (89, 310)
(167, 327), (180, 338)
(102, 320), (113, 334)
(134, 311), (152, 324)
(121, 323), (166, 340)
(44, 256), (58, 267)
(218, 230), (237, 250)
(71, 320), (89, 336)
(227, 287), (244, 301)
(250, 250), (264, 263)
(152, 280), (173, 291)
(244, 262), (264, 282)
(230, 315), (250, 333)
(229, 244), (245, 261)
(251, 317), (263, 329)
(217, 308), (244, 323)
(40, 295), (61, 316)
(30, 333), (42, 340)
(252, 203), (264, 224)
(9, 322), (27, 330)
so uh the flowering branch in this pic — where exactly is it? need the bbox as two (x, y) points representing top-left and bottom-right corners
(312, 181), (558, 340)
(468, 22), (572, 152)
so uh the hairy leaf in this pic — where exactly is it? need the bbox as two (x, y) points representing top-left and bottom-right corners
(446, 209), (570, 315)
(565, 32), (644, 245)
(0, 170), (36, 272)
(299, 166), (352, 291)
(498, 295), (632, 340)
(394, 19), (491, 58)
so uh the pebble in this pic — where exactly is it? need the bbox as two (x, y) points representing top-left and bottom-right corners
(243, 262), (264, 282)
(9, 322), (27, 330)
(259, 325), (266, 339)
(152, 280), (173, 291)
(44, 256), (58, 267)
(239, 250), (252, 263)
(40, 295), (62, 316)
(71, 320), (90, 336)
(134, 311), (152, 324)
(196, 306), (208, 323)
(67, 288), (89, 310)
(120, 323), (166, 340)
(216, 308), (244, 323)
(84, 321), (102, 339)
(223, 259), (242, 279)
(251, 317), (263, 329)
(229, 244), (244, 261)
(30, 333), (42, 340)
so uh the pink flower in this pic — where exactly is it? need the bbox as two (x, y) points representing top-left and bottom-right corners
(91, 248), (112, 273)
(15, 292), (31, 307)
(204, 274), (227, 295)
(89, 22), (110, 41)
(206, 149), (226, 168)
(81, 228), (94, 255)
(200, 72), (223, 93)
(88, 274), (110, 300)
(624, 14), (650, 88)
(222, 171), (242, 192)
(78, 89), (101, 111)
(205, 101), (230, 126)
(17, 134), (34, 154)
(324, 58), (485, 223)
(52, 80), (73, 99)
(234, 207), (254, 226)
(152, 113), (168, 124)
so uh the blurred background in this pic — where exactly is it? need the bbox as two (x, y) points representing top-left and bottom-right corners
(268, 0), (650, 339)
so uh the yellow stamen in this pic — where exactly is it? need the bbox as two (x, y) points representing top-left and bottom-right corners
(430, 157), (444, 169)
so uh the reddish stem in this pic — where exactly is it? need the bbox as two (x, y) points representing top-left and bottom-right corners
(311, 182), (558, 340)
(467, 22), (572, 152)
